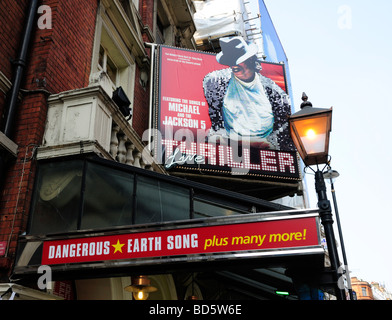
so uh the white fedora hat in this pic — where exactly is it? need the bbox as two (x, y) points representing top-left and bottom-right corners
(216, 36), (258, 66)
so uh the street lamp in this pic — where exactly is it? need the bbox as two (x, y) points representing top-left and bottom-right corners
(289, 93), (345, 300)
(288, 93), (332, 167)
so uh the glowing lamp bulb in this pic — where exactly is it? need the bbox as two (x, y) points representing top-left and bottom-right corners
(306, 129), (317, 140)
(133, 290), (149, 300)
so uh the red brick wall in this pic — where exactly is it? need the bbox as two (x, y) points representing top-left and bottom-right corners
(0, 0), (156, 277)
(0, 0), (31, 275)
(141, 0), (154, 29)
(132, 65), (150, 137)
(132, 0), (155, 138)
(25, 0), (97, 93)
(0, 0), (27, 79)
(0, 0), (98, 276)
(0, 0), (28, 118)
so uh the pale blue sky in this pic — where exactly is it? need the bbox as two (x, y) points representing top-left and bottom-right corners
(263, 0), (392, 291)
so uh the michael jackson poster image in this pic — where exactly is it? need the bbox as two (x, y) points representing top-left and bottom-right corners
(157, 36), (299, 179)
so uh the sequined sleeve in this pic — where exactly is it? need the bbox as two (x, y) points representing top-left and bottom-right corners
(203, 68), (231, 131)
(260, 75), (295, 151)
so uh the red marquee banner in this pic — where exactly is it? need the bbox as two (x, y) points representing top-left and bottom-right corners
(42, 216), (320, 265)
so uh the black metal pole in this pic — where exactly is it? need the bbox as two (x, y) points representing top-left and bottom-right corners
(314, 169), (345, 300)
(329, 178), (354, 300)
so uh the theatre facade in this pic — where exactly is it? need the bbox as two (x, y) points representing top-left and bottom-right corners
(0, 0), (333, 300)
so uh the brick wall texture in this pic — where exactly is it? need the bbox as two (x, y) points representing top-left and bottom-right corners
(0, 0), (155, 278)
(0, 0), (99, 276)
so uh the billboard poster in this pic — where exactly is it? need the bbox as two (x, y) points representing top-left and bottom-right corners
(156, 38), (299, 180)
(41, 215), (320, 266)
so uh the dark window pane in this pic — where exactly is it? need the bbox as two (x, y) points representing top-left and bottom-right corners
(135, 176), (190, 224)
(81, 162), (134, 229)
(193, 200), (243, 219)
(193, 192), (249, 219)
(98, 45), (105, 69)
(28, 160), (83, 234)
(106, 54), (117, 84)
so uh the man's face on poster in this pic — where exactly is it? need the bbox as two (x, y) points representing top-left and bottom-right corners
(231, 61), (255, 82)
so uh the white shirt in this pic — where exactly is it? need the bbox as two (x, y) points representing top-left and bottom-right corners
(222, 73), (274, 138)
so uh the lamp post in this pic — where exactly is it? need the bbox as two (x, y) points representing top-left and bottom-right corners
(323, 169), (354, 300)
(289, 93), (345, 300)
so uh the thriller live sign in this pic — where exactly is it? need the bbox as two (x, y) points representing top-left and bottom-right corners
(162, 139), (299, 179)
(42, 215), (320, 266)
